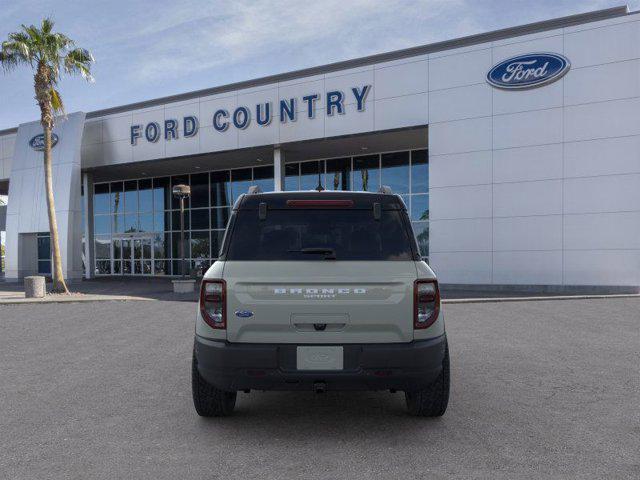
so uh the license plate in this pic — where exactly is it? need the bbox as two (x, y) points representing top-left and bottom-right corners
(296, 346), (343, 370)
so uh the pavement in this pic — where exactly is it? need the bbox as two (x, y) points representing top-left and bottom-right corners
(1, 297), (638, 479)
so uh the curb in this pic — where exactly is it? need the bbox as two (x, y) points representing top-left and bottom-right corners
(0, 295), (152, 305)
(442, 294), (640, 304)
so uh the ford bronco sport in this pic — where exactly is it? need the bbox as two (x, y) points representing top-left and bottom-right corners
(192, 188), (449, 417)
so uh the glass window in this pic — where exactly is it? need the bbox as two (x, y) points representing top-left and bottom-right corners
(124, 180), (138, 213)
(412, 222), (429, 257)
(138, 179), (153, 213)
(325, 158), (351, 191)
(190, 173), (209, 208)
(353, 155), (379, 192)
(154, 233), (168, 258)
(113, 260), (122, 275)
(300, 161), (324, 191)
(411, 194), (429, 221)
(226, 209), (415, 261)
(111, 182), (123, 216)
(123, 260), (132, 275)
(94, 183), (110, 214)
(154, 260), (169, 276)
(211, 207), (230, 230)
(231, 168), (252, 203)
(124, 214), (138, 233)
(171, 232), (185, 258)
(171, 210), (189, 231)
(153, 177), (170, 212)
(210, 171), (231, 207)
(37, 234), (51, 260)
(171, 175), (190, 209)
(253, 165), (274, 192)
(212, 230), (226, 258)
(190, 231), (210, 259)
(95, 260), (110, 275)
(153, 211), (167, 232)
(411, 150), (429, 193)
(191, 208), (210, 230)
(94, 215), (111, 235)
(284, 163), (299, 191)
(113, 239), (123, 260)
(381, 151), (410, 194)
(138, 214), (154, 232)
(95, 236), (110, 259)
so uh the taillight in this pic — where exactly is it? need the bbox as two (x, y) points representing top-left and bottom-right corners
(414, 279), (440, 329)
(200, 279), (226, 329)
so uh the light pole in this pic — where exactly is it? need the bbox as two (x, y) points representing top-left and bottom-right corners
(172, 184), (191, 278)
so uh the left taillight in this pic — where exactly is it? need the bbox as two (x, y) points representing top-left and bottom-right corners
(414, 279), (440, 329)
(200, 279), (226, 329)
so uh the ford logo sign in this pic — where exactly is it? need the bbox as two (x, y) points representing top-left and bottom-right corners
(487, 53), (570, 90)
(235, 310), (254, 318)
(29, 133), (59, 151)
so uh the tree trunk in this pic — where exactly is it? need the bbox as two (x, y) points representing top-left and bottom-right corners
(43, 123), (68, 293)
(35, 65), (69, 294)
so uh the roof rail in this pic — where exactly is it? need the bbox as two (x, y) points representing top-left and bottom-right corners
(378, 185), (393, 194)
(247, 185), (262, 194)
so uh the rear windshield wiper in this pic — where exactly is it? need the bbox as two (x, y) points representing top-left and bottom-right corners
(288, 247), (337, 260)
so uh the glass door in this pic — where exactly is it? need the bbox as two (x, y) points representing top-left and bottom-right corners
(133, 237), (153, 275)
(113, 234), (154, 275)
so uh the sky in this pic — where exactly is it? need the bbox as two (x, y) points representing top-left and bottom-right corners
(0, 0), (638, 130)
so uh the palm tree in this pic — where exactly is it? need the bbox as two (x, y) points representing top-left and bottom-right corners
(0, 18), (93, 293)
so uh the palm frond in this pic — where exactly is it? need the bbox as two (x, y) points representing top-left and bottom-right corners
(64, 47), (94, 82)
(50, 87), (64, 114)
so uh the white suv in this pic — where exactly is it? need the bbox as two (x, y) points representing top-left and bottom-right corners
(192, 189), (449, 417)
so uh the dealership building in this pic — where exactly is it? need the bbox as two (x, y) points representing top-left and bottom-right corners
(1, 5), (639, 291)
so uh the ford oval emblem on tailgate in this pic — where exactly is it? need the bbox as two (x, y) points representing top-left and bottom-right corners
(235, 310), (254, 318)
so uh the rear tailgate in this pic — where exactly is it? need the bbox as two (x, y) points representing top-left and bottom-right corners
(224, 261), (417, 343)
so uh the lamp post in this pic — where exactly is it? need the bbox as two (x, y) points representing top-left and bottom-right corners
(172, 184), (191, 278)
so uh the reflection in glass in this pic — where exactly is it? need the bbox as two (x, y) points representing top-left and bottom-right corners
(231, 168), (252, 203)
(300, 161), (324, 191)
(190, 173), (209, 208)
(138, 178), (153, 212)
(210, 171), (230, 207)
(94, 183), (110, 214)
(139, 214), (153, 232)
(284, 163), (299, 191)
(325, 158), (350, 191)
(124, 180), (138, 213)
(253, 165), (274, 192)
(411, 194), (429, 221)
(124, 214), (138, 233)
(190, 231), (210, 258)
(191, 208), (209, 230)
(94, 215), (111, 235)
(211, 207), (230, 230)
(353, 155), (379, 192)
(111, 182), (123, 215)
(95, 236), (110, 259)
(153, 177), (170, 212)
(154, 260), (169, 275)
(95, 260), (110, 275)
(112, 214), (124, 234)
(411, 150), (429, 193)
(412, 222), (429, 257)
(171, 210), (189, 231)
(153, 212), (166, 232)
(381, 152), (409, 194)
(154, 234), (167, 258)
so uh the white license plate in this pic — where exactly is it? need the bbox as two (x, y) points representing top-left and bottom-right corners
(296, 346), (344, 370)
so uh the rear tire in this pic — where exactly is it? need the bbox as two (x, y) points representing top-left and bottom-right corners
(192, 352), (237, 417)
(405, 341), (450, 417)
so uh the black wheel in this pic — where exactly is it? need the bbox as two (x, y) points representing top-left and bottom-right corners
(192, 352), (237, 417)
(405, 341), (450, 417)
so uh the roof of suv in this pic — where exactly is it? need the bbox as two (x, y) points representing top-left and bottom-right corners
(236, 190), (407, 210)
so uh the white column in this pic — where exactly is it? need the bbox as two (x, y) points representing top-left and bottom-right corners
(273, 147), (286, 191)
(82, 172), (94, 279)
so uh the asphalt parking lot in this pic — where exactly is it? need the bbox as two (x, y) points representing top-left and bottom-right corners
(1, 298), (638, 479)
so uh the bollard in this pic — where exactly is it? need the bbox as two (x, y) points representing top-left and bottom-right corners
(24, 276), (46, 298)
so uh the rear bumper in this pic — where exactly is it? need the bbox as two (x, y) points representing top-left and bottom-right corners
(194, 334), (447, 392)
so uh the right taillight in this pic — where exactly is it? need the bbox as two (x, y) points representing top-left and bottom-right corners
(414, 279), (440, 329)
(200, 279), (226, 329)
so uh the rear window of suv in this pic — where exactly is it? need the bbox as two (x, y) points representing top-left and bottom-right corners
(225, 208), (416, 261)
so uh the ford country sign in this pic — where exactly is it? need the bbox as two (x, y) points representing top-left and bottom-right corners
(487, 53), (570, 90)
(29, 133), (59, 151)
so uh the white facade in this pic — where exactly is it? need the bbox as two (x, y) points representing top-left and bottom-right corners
(1, 6), (639, 290)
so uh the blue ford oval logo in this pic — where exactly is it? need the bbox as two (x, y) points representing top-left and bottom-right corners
(29, 133), (59, 151)
(487, 53), (570, 90)
(235, 310), (254, 318)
